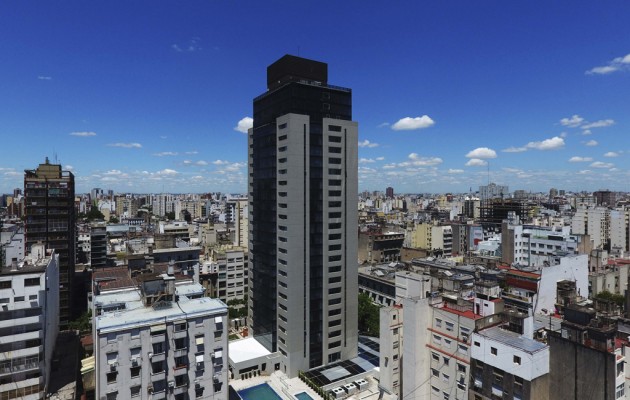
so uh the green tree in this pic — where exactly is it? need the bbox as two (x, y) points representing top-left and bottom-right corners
(358, 292), (380, 337)
(109, 215), (119, 223)
(86, 207), (105, 221)
(595, 290), (625, 306)
(166, 211), (176, 220)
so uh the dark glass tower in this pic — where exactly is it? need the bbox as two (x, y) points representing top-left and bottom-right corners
(248, 55), (358, 376)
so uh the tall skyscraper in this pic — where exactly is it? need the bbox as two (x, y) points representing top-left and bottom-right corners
(24, 158), (76, 326)
(248, 55), (358, 377)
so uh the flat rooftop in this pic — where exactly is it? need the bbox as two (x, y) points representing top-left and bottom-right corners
(478, 326), (547, 354)
(229, 337), (272, 364)
(94, 283), (226, 332)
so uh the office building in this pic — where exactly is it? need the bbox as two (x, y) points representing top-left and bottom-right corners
(24, 158), (76, 326)
(248, 55), (358, 377)
(0, 244), (59, 400)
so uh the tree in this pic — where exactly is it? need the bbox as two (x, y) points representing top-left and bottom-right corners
(166, 211), (176, 220)
(109, 215), (119, 223)
(358, 292), (380, 337)
(86, 207), (105, 221)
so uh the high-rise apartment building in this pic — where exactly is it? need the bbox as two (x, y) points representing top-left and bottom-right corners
(248, 55), (359, 377)
(24, 159), (76, 326)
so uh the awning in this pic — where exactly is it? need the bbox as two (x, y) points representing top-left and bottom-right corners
(196, 355), (204, 363)
(150, 324), (166, 333)
(214, 316), (222, 324)
(213, 350), (223, 359)
(196, 337), (204, 345)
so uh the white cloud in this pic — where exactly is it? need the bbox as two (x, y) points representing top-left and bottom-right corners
(153, 151), (179, 157)
(70, 131), (96, 137)
(213, 160), (229, 165)
(525, 136), (564, 150)
(448, 169), (464, 174)
(376, 157), (385, 161)
(586, 53), (630, 75)
(234, 117), (253, 133)
(195, 160), (208, 166)
(359, 158), (375, 164)
(108, 142), (142, 148)
(157, 169), (178, 175)
(560, 115), (584, 128)
(358, 139), (379, 148)
(569, 156), (593, 162)
(502, 146), (527, 153)
(582, 129), (592, 135)
(37, 76), (52, 80)
(581, 119), (615, 129)
(585, 140), (598, 147)
(466, 147), (497, 159)
(391, 115), (435, 131)
(465, 158), (487, 167)
(64, 165), (74, 171)
(405, 153), (443, 166)
(382, 164), (396, 169)
(604, 152), (620, 157)
(185, 151), (198, 155)
(590, 161), (614, 169)
(171, 37), (201, 53)
(377, 122), (390, 128)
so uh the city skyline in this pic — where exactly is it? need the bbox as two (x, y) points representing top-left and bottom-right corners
(1, 2), (630, 194)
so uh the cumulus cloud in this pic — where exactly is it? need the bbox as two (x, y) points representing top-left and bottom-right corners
(448, 169), (464, 174)
(37, 76), (52, 80)
(582, 129), (592, 135)
(585, 140), (598, 147)
(108, 142), (142, 148)
(525, 136), (564, 150)
(195, 160), (208, 166)
(153, 151), (179, 157)
(213, 160), (229, 165)
(586, 53), (630, 75)
(569, 156), (593, 162)
(157, 169), (178, 175)
(604, 152), (620, 157)
(466, 147), (497, 159)
(376, 157), (385, 161)
(234, 117), (253, 133)
(581, 119), (615, 129)
(391, 115), (435, 131)
(404, 153), (443, 166)
(590, 161), (614, 169)
(502, 146), (527, 153)
(70, 131), (96, 137)
(359, 158), (375, 164)
(560, 115), (584, 128)
(465, 158), (488, 167)
(358, 139), (379, 148)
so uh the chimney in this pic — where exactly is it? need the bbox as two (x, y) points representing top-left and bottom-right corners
(167, 260), (175, 276)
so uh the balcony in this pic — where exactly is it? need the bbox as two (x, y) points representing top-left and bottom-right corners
(151, 371), (166, 381)
(151, 391), (166, 400)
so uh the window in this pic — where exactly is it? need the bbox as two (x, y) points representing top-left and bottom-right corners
(14, 296), (24, 302)
(431, 368), (439, 377)
(106, 371), (118, 384)
(152, 342), (164, 354)
(130, 386), (141, 397)
(29, 295), (37, 301)
(514, 355), (521, 365)
(329, 147), (342, 153)
(328, 125), (342, 133)
(278, 123), (287, 130)
(24, 278), (40, 287)
(432, 352), (439, 361)
(458, 344), (468, 354)
(130, 366), (140, 378)
(443, 356), (450, 365)
(445, 321), (454, 332)
(433, 334), (441, 344)
(474, 341), (481, 347)
(491, 347), (498, 356)
(174, 338), (187, 350)
(0, 281), (11, 289)
(435, 318), (442, 328)
(444, 338), (452, 348)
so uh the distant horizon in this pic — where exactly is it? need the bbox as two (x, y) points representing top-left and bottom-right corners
(2, 2), (629, 194)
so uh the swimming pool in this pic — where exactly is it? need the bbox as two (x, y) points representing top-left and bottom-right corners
(238, 383), (283, 400)
(294, 392), (315, 400)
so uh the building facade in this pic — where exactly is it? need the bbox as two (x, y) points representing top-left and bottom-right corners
(93, 273), (228, 400)
(0, 244), (59, 400)
(248, 55), (358, 377)
(24, 159), (76, 326)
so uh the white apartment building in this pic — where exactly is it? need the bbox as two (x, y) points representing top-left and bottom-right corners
(93, 272), (228, 400)
(0, 244), (59, 400)
(210, 247), (248, 303)
(379, 306), (403, 396)
(572, 206), (609, 249)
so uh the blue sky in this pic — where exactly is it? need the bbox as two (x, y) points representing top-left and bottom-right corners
(1, 1), (629, 195)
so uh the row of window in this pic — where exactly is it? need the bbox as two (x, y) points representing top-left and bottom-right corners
(0, 278), (40, 290)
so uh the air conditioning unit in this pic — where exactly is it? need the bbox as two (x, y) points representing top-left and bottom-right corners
(462, 334), (469, 343)
(109, 362), (118, 372)
(148, 352), (153, 358)
(168, 381), (175, 388)
(195, 382), (201, 389)
(213, 374), (220, 383)
(131, 357), (139, 367)
(147, 386), (153, 393)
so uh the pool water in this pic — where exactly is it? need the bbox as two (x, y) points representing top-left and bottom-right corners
(238, 383), (283, 400)
(295, 392), (315, 400)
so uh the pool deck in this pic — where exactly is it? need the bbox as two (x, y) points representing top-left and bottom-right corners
(230, 371), (392, 400)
